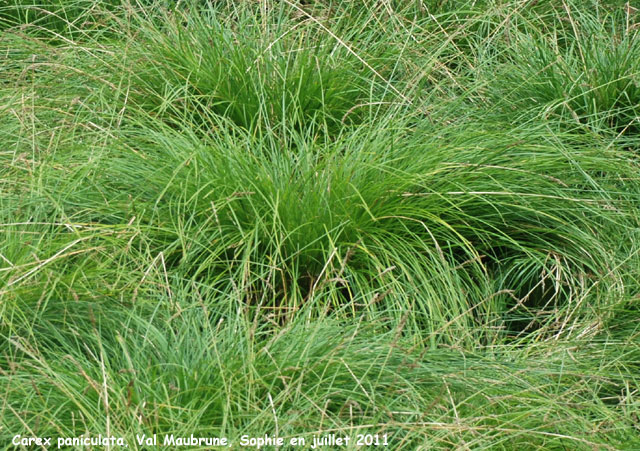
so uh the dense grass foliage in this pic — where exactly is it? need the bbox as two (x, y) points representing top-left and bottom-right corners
(130, 5), (375, 133)
(2, 1), (640, 449)
(497, 4), (640, 135)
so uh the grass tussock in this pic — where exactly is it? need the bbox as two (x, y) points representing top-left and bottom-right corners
(1, 0), (640, 449)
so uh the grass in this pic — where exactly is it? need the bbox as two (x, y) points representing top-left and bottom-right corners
(495, 1), (640, 135)
(1, 0), (640, 449)
(129, 3), (376, 134)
